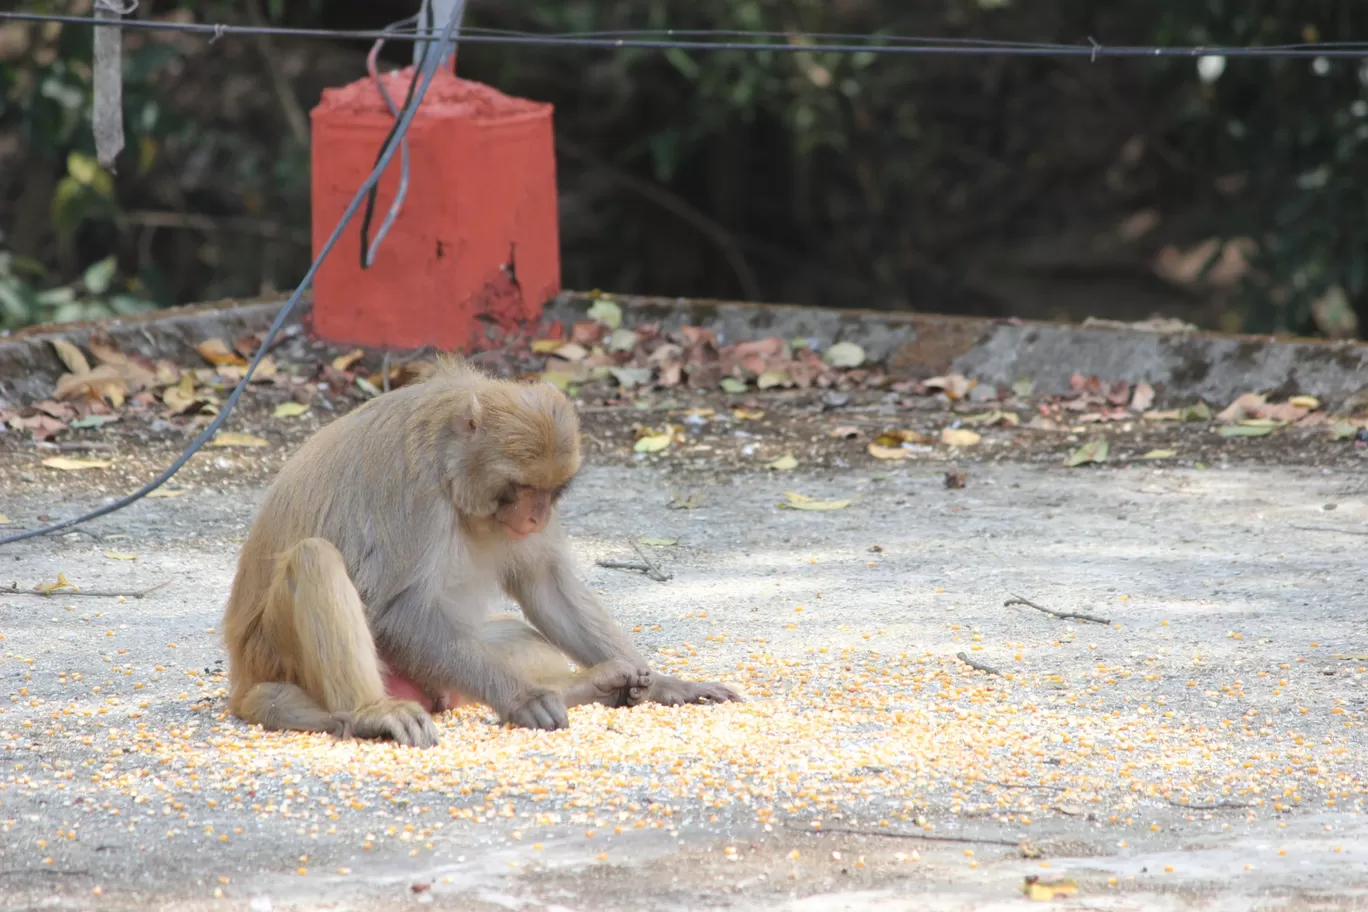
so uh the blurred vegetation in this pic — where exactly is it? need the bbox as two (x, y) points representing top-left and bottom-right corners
(2, 0), (1367, 338)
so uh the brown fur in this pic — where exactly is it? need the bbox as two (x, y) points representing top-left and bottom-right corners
(223, 359), (741, 747)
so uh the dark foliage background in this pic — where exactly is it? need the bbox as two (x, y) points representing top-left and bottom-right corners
(2, 0), (1366, 339)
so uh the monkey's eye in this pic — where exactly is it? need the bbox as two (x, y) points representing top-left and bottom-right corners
(495, 486), (519, 507)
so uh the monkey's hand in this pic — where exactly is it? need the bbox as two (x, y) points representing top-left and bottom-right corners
(340, 698), (440, 748)
(648, 674), (744, 706)
(564, 660), (652, 709)
(502, 690), (570, 731)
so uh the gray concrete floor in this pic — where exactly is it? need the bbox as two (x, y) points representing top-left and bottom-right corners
(3, 460), (1368, 910)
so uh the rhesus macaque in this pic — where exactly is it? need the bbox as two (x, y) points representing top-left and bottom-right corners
(222, 358), (741, 748)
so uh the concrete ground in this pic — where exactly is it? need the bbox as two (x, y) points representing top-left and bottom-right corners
(3, 457), (1368, 911)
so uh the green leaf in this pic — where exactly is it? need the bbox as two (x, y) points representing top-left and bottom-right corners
(1140, 449), (1177, 460)
(822, 340), (866, 368)
(1064, 439), (1110, 467)
(637, 537), (678, 547)
(83, 256), (117, 295)
(1330, 422), (1358, 440)
(586, 299), (622, 330)
(720, 377), (747, 394)
(1218, 424), (1274, 437)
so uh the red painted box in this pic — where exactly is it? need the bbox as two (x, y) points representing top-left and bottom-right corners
(308, 67), (560, 350)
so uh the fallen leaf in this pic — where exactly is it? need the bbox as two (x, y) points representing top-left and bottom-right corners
(1289, 395), (1320, 410)
(102, 550), (138, 561)
(273, 402), (310, 418)
(1183, 401), (1212, 421)
(43, 456), (112, 471)
(944, 470), (967, 489)
(960, 410), (1018, 428)
(553, 342), (590, 363)
(146, 488), (186, 499)
(1237, 417), (1284, 427)
(35, 572), (76, 594)
(355, 376), (381, 398)
(1331, 422), (1358, 440)
(1130, 382), (1156, 412)
(829, 425), (860, 439)
(586, 299), (623, 330)
(756, 369), (791, 390)
(51, 338), (91, 375)
(1011, 378), (1034, 398)
(634, 433), (673, 454)
(55, 364), (129, 407)
(1140, 449), (1177, 459)
(0, 514), (10, 525)
(667, 493), (701, 510)
(161, 374), (199, 414)
(1143, 409), (1182, 422)
(1022, 876), (1078, 901)
(638, 537), (678, 547)
(197, 338), (248, 368)
(609, 366), (653, 389)
(1218, 424), (1274, 437)
(779, 491), (852, 512)
(766, 454), (799, 471)
(1217, 392), (1266, 423)
(208, 432), (269, 448)
(822, 341), (866, 368)
(924, 374), (974, 400)
(1064, 439), (1110, 466)
(70, 414), (118, 430)
(530, 339), (563, 354)
(876, 428), (930, 446)
(720, 377), (748, 394)
(868, 443), (909, 460)
(540, 371), (575, 392)
(732, 408), (765, 421)
(940, 428), (982, 448)
(606, 328), (638, 353)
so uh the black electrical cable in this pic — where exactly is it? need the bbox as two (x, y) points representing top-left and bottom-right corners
(0, 3), (466, 548)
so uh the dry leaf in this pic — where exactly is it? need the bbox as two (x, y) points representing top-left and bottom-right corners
(1022, 876), (1078, 901)
(1289, 395), (1320, 410)
(102, 550), (138, 561)
(43, 456), (112, 471)
(530, 339), (563, 354)
(54, 364), (129, 407)
(273, 402), (310, 418)
(1064, 439), (1109, 466)
(541, 371), (575, 392)
(553, 342), (590, 362)
(638, 537), (678, 547)
(876, 429), (930, 446)
(162, 374), (200, 414)
(634, 433), (673, 454)
(868, 443), (909, 460)
(732, 408), (765, 421)
(586, 299), (623, 330)
(766, 454), (798, 471)
(757, 369), (791, 390)
(822, 341), (866, 368)
(1217, 392), (1267, 423)
(51, 338), (91, 375)
(720, 377), (748, 394)
(332, 349), (366, 372)
(779, 491), (852, 511)
(924, 374), (974, 400)
(208, 432), (269, 448)
(1130, 381), (1156, 412)
(35, 572), (76, 594)
(829, 425), (860, 439)
(940, 428), (982, 447)
(197, 338), (248, 368)
(1141, 449), (1177, 459)
(0, 513), (10, 524)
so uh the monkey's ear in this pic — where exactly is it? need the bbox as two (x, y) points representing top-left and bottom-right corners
(462, 394), (483, 434)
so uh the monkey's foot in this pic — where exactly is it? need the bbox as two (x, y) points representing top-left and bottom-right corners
(503, 690), (570, 731)
(339, 698), (440, 748)
(648, 675), (745, 707)
(564, 660), (652, 709)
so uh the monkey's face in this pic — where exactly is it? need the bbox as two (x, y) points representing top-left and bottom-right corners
(493, 481), (572, 539)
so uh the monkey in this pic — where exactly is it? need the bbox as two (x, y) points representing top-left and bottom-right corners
(222, 358), (742, 748)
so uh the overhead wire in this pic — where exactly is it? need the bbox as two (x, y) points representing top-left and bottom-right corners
(1, 10), (1367, 57)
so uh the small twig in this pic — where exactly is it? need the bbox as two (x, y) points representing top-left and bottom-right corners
(8, 580), (170, 599)
(597, 559), (652, 573)
(796, 825), (1022, 848)
(956, 651), (1003, 677)
(1005, 594), (1110, 625)
(243, 0), (309, 144)
(1166, 798), (1254, 811)
(1290, 523), (1368, 537)
(985, 780), (1067, 792)
(630, 540), (672, 583)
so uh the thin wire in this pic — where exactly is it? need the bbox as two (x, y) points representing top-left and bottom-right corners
(362, 14), (423, 268)
(3, 11), (1368, 58)
(0, 3), (467, 548)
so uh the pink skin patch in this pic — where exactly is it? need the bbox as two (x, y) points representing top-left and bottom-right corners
(382, 671), (470, 714)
